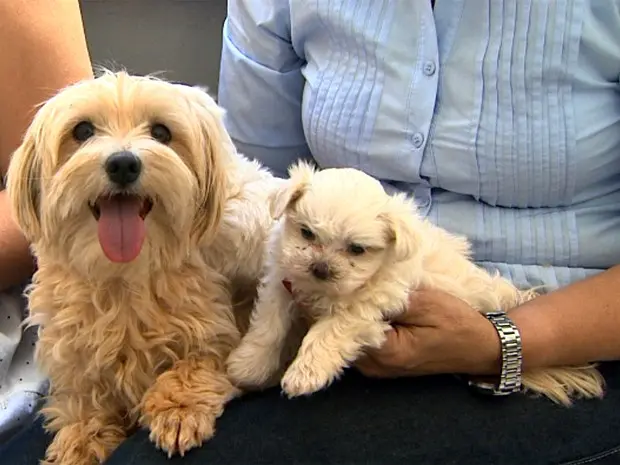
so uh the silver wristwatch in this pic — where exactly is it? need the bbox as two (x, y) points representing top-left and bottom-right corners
(468, 311), (523, 396)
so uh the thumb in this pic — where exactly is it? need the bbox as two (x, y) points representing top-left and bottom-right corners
(363, 325), (407, 360)
(390, 290), (436, 326)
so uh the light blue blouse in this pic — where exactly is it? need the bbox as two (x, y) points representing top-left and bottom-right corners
(219, 0), (620, 291)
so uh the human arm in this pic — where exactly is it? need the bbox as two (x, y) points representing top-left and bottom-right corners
(356, 265), (620, 377)
(218, 0), (313, 177)
(0, 0), (93, 290)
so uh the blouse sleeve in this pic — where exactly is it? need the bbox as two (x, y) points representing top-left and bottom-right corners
(218, 0), (312, 176)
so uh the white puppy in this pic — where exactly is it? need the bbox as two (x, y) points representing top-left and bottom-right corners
(227, 161), (605, 405)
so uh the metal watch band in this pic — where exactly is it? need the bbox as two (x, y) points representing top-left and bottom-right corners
(468, 310), (523, 396)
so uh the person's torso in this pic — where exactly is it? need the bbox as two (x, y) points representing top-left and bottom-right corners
(288, 0), (620, 289)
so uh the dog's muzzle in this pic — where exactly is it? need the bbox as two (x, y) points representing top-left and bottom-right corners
(90, 151), (153, 264)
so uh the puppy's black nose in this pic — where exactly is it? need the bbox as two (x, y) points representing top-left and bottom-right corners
(311, 262), (331, 281)
(105, 151), (142, 187)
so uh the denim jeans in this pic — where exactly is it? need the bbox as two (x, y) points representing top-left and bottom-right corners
(3, 363), (620, 465)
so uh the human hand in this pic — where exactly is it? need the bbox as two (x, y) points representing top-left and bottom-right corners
(356, 289), (502, 378)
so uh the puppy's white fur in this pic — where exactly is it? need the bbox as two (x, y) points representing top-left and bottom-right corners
(6, 72), (276, 465)
(227, 161), (605, 405)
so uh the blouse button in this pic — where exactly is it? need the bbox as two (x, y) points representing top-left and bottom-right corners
(412, 132), (425, 149)
(423, 61), (436, 76)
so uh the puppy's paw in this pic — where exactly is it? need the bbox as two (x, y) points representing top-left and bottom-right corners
(281, 358), (335, 398)
(226, 342), (280, 389)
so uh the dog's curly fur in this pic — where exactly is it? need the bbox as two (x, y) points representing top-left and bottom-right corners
(6, 72), (276, 465)
(227, 161), (605, 405)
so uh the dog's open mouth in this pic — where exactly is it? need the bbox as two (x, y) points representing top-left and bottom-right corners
(89, 196), (152, 221)
(90, 194), (153, 264)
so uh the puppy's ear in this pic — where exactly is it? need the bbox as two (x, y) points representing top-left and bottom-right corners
(181, 86), (230, 244)
(269, 161), (315, 219)
(5, 122), (43, 242)
(378, 194), (419, 262)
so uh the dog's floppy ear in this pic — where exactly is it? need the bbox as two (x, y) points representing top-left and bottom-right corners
(181, 86), (230, 244)
(269, 160), (315, 219)
(378, 193), (419, 262)
(5, 122), (43, 242)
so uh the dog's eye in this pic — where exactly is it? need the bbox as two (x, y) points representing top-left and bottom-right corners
(72, 121), (95, 142)
(300, 226), (316, 241)
(347, 244), (366, 256)
(150, 123), (172, 144)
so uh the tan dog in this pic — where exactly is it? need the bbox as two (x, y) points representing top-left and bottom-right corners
(227, 161), (605, 405)
(5, 71), (276, 465)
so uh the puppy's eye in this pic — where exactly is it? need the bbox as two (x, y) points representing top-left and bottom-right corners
(300, 226), (316, 241)
(72, 121), (95, 142)
(150, 123), (171, 144)
(347, 244), (366, 256)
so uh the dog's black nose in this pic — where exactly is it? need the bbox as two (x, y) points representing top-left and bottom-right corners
(105, 151), (142, 187)
(311, 262), (331, 281)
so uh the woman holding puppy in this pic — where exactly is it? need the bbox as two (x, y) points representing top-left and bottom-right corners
(113, 1), (618, 464)
(214, 1), (620, 464)
(3, 1), (620, 464)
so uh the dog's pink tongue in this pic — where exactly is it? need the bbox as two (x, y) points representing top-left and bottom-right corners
(97, 195), (145, 263)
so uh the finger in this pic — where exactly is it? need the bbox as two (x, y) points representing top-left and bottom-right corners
(363, 327), (401, 358)
(390, 290), (436, 326)
(364, 326), (416, 369)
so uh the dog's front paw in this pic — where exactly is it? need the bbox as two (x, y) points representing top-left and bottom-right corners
(42, 450), (96, 465)
(42, 421), (124, 465)
(281, 358), (335, 398)
(43, 439), (97, 465)
(143, 404), (215, 457)
(140, 389), (217, 457)
(226, 342), (280, 389)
